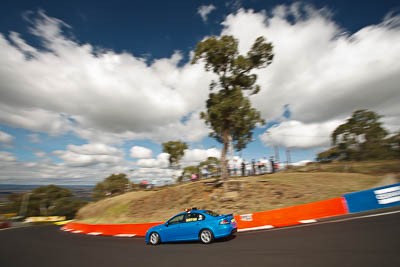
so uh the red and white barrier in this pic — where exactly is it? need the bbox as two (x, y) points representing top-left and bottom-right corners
(63, 197), (348, 237)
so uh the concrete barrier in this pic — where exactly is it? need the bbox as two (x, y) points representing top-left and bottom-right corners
(64, 222), (163, 237)
(63, 183), (400, 237)
(344, 183), (400, 213)
(64, 198), (347, 236)
(235, 197), (347, 230)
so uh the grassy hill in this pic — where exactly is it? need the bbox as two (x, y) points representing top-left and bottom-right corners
(75, 160), (400, 224)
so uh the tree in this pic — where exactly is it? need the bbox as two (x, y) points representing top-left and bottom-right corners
(331, 110), (389, 160)
(181, 165), (199, 181)
(317, 109), (400, 161)
(316, 147), (339, 162)
(92, 173), (131, 201)
(191, 35), (274, 180)
(30, 185), (73, 216)
(1, 185), (87, 219)
(50, 198), (88, 219)
(198, 156), (220, 175)
(162, 141), (188, 168)
(384, 131), (400, 159)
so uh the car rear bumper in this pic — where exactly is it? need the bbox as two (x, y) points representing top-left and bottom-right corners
(214, 224), (237, 239)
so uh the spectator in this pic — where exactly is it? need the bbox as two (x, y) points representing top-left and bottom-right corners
(246, 162), (251, 176)
(257, 161), (263, 175)
(241, 161), (245, 176)
(270, 156), (275, 173)
(252, 159), (256, 176)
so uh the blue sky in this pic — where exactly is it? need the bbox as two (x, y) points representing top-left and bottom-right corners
(0, 0), (399, 185)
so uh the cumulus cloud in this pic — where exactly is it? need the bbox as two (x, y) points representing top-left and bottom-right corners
(0, 131), (14, 145)
(130, 167), (182, 185)
(182, 148), (221, 166)
(0, 151), (17, 162)
(259, 120), (341, 149)
(0, 10), (214, 144)
(53, 143), (124, 167)
(135, 152), (169, 168)
(1, 5), (400, 184)
(198, 4), (216, 22)
(130, 146), (153, 159)
(290, 160), (312, 167)
(220, 5), (400, 147)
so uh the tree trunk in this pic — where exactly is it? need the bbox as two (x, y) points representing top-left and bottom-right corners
(220, 130), (229, 181)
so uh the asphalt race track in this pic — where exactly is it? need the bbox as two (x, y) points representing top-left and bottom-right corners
(1, 211), (399, 267)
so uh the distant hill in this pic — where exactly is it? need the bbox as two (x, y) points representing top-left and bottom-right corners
(0, 184), (94, 202)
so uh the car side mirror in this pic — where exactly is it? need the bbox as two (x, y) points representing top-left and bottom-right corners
(165, 222), (169, 227)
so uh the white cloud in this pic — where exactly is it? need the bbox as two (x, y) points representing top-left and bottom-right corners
(0, 10), (214, 144)
(52, 143), (124, 167)
(221, 5), (400, 133)
(130, 146), (153, 159)
(290, 160), (312, 167)
(198, 4), (216, 22)
(135, 152), (169, 168)
(182, 148), (221, 166)
(130, 167), (182, 185)
(0, 151), (17, 162)
(1, 6), (400, 184)
(259, 120), (341, 149)
(0, 131), (14, 145)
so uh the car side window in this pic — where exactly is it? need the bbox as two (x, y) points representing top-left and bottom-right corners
(168, 214), (185, 225)
(185, 213), (204, 223)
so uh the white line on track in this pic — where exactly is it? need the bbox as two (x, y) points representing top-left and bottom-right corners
(87, 232), (103, 235)
(241, 209), (400, 234)
(299, 219), (317, 224)
(238, 225), (274, 232)
(114, 234), (136, 237)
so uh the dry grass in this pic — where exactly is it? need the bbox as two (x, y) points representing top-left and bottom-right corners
(76, 171), (386, 224)
(288, 160), (400, 175)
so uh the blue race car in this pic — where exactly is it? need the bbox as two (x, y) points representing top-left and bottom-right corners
(145, 208), (237, 245)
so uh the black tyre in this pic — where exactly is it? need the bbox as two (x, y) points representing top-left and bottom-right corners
(199, 229), (214, 244)
(149, 232), (161, 245)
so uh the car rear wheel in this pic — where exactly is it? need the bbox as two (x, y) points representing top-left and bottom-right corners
(199, 229), (214, 244)
(149, 232), (160, 245)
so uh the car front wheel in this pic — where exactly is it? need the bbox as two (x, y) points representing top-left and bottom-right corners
(149, 232), (160, 245)
(199, 229), (214, 244)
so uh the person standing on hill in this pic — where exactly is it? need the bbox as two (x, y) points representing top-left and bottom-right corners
(270, 156), (275, 173)
(241, 161), (245, 176)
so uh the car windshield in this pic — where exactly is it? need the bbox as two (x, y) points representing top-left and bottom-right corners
(204, 210), (220, 217)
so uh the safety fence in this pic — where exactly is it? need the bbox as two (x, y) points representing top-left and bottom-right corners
(63, 183), (400, 237)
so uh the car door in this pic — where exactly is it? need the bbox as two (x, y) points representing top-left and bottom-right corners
(162, 214), (185, 242)
(180, 213), (205, 240)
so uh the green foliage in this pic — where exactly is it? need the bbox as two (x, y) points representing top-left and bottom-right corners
(318, 109), (399, 161)
(198, 157), (220, 173)
(0, 193), (23, 214)
(182, 165), (199, 180)
(316, 148), (339, 162)
(191, 35), (274, 180)
(385, 131), (400, 158)
(92, 173), (131, 201)
(1, 185), (87, 219)
(50, 198), (88, 219)
(162, 141), (188, 168)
